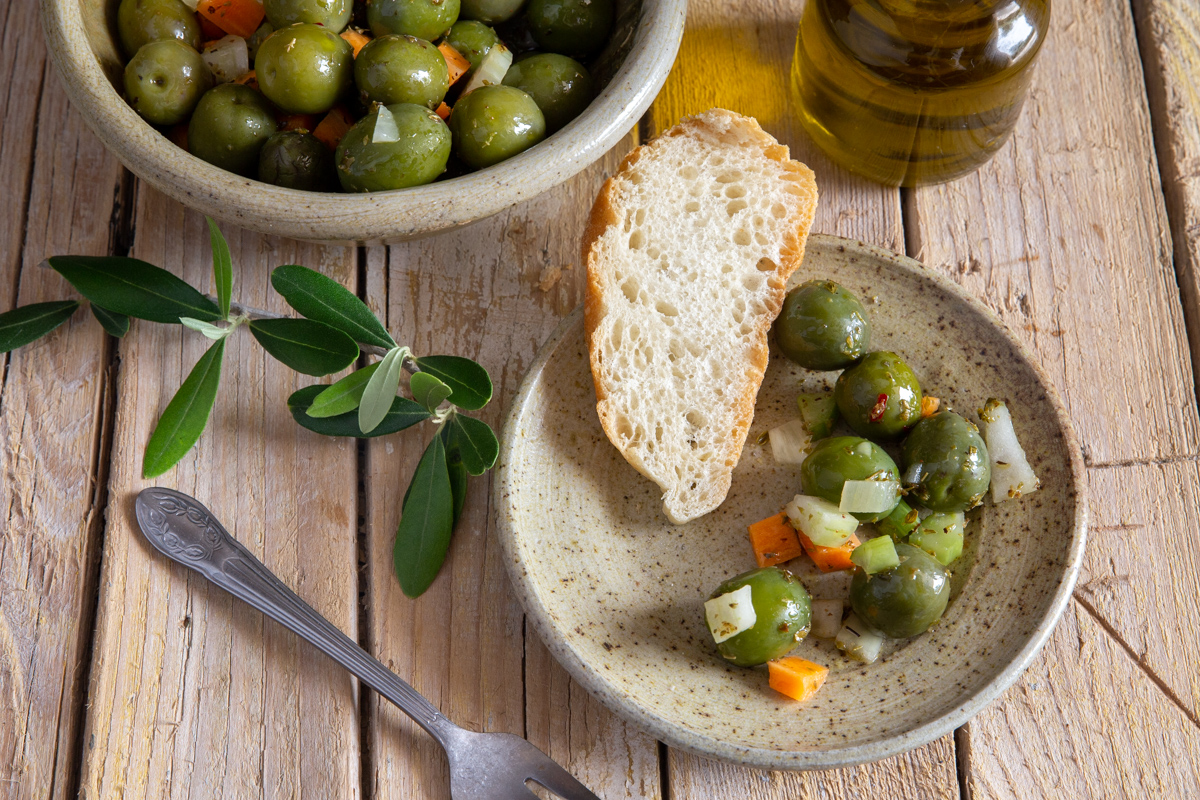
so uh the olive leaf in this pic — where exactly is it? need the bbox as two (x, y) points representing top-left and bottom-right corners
(440, 423), (468, 525)
(447, 413), (499, 476)
(409, 371), (452, 412)
(360, 346), (408, 433)
(288, 385), (430, 437)
(180, 317), (232, 341)
(248, 318), (359, 376)
(271, 264), (395, 349)
(306, 362), (379, 418)
(49, 255), (221, 323)
(393, 432), (454, 598)
(414, 355), (492, 410)
(0, 301), (79, 353)
(143, 338), (225, 478)
(91, 305), (129, 338)
(206, 217), (233, 319)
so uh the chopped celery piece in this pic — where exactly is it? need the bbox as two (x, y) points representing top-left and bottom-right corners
(909, 511), (965, 565)
(835, 612), (884, 663)
(785, 494), (859, 547)
(877, 498), (920, 541)
(850, 535), (899, 574)
(839, 478), (901, 514)
(767, 418), (812, 464)
(797, 393), (838, 439)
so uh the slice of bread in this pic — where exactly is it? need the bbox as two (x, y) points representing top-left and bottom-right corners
(583, 109), (818, 524)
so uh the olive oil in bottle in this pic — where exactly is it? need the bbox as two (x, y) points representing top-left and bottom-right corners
(791, 0), (1049, 186)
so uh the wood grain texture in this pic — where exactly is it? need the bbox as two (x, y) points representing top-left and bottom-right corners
(958, 599), (1200, 799)
(361, 141), (661, 800)
(905, 0), (1198, 466)
(1132, 0), (1200, 402)
(77, 193), (362, 800)
(0, 66), (123, 800)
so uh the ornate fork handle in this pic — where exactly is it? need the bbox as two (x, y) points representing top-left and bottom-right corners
(135, 487), (451, 741)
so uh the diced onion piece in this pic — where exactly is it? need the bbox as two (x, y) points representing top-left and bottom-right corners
(835, 612), (885, 664)
(980, 398), (1040, 503)
(767, 418), (812, 465)
(704, 585), (756, 644)
(785, 494), (859, 548)
(839, 479), (900, 514)
(849, 535), (899, 574)
(372, 104), (400, 143)
(810, 599), (843, 639)
(202, 35), (250, 84)
(180, 0), (200, 9)
(853, 441), (873, 457)
(460, 42), (511, 96)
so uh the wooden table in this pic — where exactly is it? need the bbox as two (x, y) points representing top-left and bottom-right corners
(3, 0), (1200, 796)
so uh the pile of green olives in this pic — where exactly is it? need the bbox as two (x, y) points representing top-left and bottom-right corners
(116, 0), (613, 193)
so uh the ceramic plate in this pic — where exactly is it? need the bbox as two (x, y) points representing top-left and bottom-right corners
(495, 234), (1087, 770)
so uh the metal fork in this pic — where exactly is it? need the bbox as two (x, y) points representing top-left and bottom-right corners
(134, 487), (602, 800)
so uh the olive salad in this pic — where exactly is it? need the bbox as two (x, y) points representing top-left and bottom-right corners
(703, 279), (1041, 702)
(117, 0), (612, 191)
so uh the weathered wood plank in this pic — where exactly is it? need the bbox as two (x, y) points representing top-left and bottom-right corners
(905, 0), (1197, 465)
(0, 58), (123, 800)
(78, 196), (361, 799)
(958, 598), (1200, 799)
(362, 140), (661, 800)
(1132, 0), (1200, 401)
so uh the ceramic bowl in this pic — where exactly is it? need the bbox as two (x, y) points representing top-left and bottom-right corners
(39, 0), (685, 244)
(495, 235), (1087, 770)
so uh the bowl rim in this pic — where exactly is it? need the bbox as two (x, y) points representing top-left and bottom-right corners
(494, 233), (1089, 770)
(39, 0), (686, 244)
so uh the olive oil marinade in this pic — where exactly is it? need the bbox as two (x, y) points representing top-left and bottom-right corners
(791, 0), (1049, 186)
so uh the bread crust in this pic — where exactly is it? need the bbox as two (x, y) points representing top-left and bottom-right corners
(583, 108), (818, 523)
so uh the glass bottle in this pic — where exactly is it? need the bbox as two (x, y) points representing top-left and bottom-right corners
(791, 0), (1049, 187)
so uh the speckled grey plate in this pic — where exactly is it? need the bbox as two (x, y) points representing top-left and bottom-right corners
(495, 234), (1087, 770)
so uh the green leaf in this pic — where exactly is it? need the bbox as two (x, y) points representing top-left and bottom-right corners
(0, 301), (79, 352)
(248, 318), (358, 376)
(206, 217), (233, 319)
(360, 346), (407, 433)
(414, 356), (492, 410)
(441, 424), (468, 524)
(288, 385), (430, 437)
(409, 371), (451, 412)
(393, 433), (454, 598)
(143, 338), (225, 478)
(448, 414), (499, 476)
(180, 317), (232, 340)
(49, 255), (220, 323)
(91, 304), (129, 338)
(271, 265), (394, 349)
(306, 362), (379, 418)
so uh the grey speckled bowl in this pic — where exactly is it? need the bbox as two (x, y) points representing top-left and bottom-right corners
(39, 0), (684, 244)
(495, 235), (1087, 770)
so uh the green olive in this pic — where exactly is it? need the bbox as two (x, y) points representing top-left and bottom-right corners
(124, 40), (213, 126)
(901, 411), (991, 512)
(834, 351), (923, 439)
(256, 23), (354, 114)
(707, 567), (811, 667)
(258, 130), (337, 190)
(264, 0), (352, 30)
(774, 280), (871, 370)
(117, 0), (201, 59)
(524, 0), (613, 60)
(367, 0), (461, 41)
(799, 436), (901, 522)
(460, 0), (525, 24)
(448, 84), (545, 169)
(188, 84), (278, 176)
(501, 53), (592, 133)
(335, 103), (452, 191)
(849, 543), (950, 638)
(445, 20), (500, 71)
(354, 35), (449, 108)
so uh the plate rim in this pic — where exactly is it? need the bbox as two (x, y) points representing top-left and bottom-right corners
(494, 233), (1088, 770)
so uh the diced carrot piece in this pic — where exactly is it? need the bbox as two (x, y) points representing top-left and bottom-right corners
(168, 123), (189, 152)
(438, 41), (471, 85)
(278, 112), (319, 132)
(197, 0), (265, 38)
(233, 69), (258, 90)
(434, 102), (451, 120)
(797, 530), (860, 572)
(198, 14), (226, 40)
(312, 106), (355, 149)
(921, 396), (940, 418)
(747, 512), (803, 568)
(767, 656), (828, 702)
(341, 28), (372, 57)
